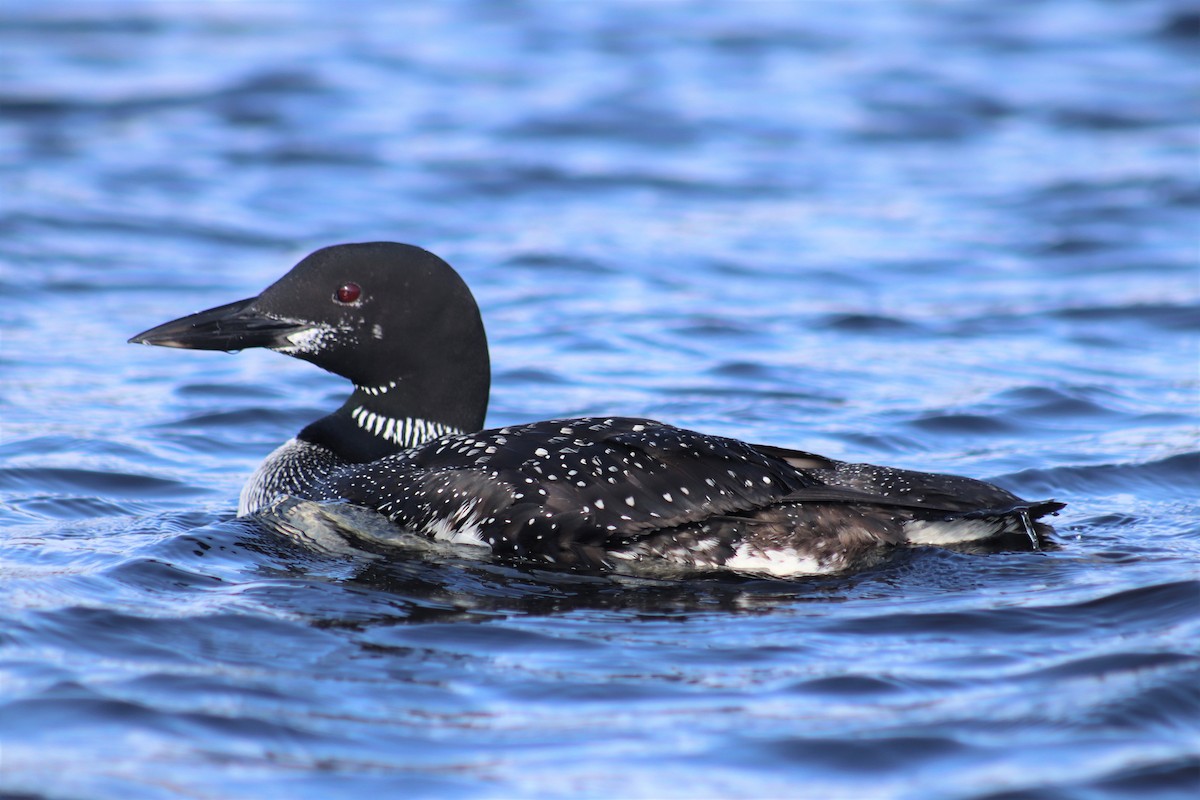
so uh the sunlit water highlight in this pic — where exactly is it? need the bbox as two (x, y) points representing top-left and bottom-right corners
(1, 2), (1198, 798)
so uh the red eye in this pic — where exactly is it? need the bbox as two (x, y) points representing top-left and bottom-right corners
(335, 282), (362, 304)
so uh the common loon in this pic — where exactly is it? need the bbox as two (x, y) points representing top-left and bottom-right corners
(130, 242), (1064, 576)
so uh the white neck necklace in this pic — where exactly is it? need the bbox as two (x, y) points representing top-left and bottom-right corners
(348, 405), (460, 448)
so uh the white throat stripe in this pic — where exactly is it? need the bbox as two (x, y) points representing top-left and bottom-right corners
(356, 380), (399, 397)
(350, 406), (460, 447)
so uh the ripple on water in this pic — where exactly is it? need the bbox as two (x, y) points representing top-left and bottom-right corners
(2, 0), (1199, 798)
(1012, 452), (1200, 496)
(0, 467), (205, 498)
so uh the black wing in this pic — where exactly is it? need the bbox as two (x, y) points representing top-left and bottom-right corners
(316, 417), (1063, 568)
(316, 417), (826, 563)
(753, 441), (1063, 518)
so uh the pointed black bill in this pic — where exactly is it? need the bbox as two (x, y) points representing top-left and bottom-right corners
(128, 297), (308, 351)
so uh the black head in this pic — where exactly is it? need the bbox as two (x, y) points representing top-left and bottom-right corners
(131, 242), (490, 456)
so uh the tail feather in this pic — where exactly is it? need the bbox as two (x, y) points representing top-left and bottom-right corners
(904, 499), (1064, 551)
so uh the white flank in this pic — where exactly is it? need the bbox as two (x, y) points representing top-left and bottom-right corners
(421, 499), (488, 547)
(724, 544), (837, 577)
(904, 518), (1002, 545)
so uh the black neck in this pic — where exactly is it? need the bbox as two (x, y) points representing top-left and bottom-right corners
(298, 362), (488, 463)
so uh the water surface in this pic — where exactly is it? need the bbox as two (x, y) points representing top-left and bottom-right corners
(1, 2), (1198, 798)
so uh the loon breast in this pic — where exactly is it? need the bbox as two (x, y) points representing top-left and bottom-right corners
(238, 438), (346, 517)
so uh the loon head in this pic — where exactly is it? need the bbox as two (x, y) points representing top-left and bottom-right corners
(130, 242), (490, 460)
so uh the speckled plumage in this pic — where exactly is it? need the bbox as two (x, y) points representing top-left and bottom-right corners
(299, 416), (1061, 573)
(131, 242), (1065, 577)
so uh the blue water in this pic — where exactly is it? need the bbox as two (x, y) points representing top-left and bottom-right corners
(2, 1), (1199, 797)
